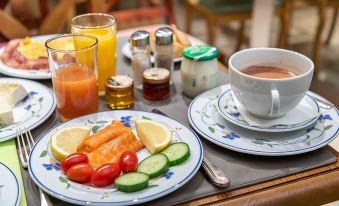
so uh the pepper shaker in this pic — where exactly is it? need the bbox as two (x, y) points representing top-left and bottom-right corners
(130, 30), (151, 90)
(154, 27), (173, 83)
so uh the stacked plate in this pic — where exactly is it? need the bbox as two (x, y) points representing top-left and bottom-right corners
(188, 84), (339, 156)
(0, 162), (21, 206)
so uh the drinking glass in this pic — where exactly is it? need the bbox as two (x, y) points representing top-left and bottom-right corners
(71, 13), (117, 95)
(45, 34), (99, 121)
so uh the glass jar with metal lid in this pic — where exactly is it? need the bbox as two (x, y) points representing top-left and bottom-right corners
(105, 75), (134, 109)
(181, 45), (219, 97)
(143, 68), (170, 101)
(154, 27), (173, 83)
(130, 30), (150, 90)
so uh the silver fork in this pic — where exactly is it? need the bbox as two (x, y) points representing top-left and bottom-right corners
(16, 129), (53, 206)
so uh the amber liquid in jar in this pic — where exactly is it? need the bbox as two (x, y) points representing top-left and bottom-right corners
(143, 81), (169, 101)
(143, 68), (170, 101)
(105, 75), (134, 109)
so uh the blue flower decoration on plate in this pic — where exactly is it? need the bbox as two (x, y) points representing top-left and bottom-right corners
(162, 171), (174, 179)
(306, 126), (314, 133)
(223, 132), (240, 140)
(319, 114), (332, 121)
(24, 104), (32, 111)
(42, 163), (60, 171)
(230, 112), (241, 117)
(120, 116), (132, 128)
(216, 123), (225, 129)
(21, 91), (38, 103)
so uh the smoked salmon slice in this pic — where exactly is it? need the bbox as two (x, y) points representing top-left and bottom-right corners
(88, 130), (144, 169)
(78, 120), (131, 152)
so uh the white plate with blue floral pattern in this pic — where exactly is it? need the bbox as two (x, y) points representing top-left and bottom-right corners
(0, 35), (56, 79)
(188, 85), (339, 156)
(217, 88), (320, 132)
(28, 110), (203, 206)
(0, 162), (21, 206)
(0, 78), (56, 142)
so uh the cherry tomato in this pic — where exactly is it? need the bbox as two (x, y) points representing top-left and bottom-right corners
(90, 163), (121, 187)
(120, 151), (138, 173)
(60, 153), (88, 173)
(66, 163), (93, 183)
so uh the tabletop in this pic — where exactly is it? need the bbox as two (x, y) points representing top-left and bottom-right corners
(1, 24), (339, 206)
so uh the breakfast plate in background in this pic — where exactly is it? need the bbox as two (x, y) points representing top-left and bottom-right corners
(217, 89), (321, 132)
(0, 162), (21, 206)
(0, 35), (57, 79)
(29, 110), (203, 206)
(0, 78), (56, 142)
(188, 84), (339, 156)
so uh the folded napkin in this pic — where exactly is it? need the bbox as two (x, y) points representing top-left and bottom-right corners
(233, 94), (320, 128)
(0, 139), (27, 206)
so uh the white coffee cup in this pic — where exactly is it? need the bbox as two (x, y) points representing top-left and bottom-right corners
(229, 48), (314, 118)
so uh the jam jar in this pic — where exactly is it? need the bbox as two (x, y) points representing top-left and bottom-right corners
(143, 68), (170, 101)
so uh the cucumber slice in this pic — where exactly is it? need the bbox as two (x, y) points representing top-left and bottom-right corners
(137, 153), (169, 178)
(161, 142), (190, 166)
(115, 172), (149, 193)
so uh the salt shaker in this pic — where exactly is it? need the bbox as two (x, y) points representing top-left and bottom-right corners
(154, 27), (173, 83)
(130, 30), (151, 90)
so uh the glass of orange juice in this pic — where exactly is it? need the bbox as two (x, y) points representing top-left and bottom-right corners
(45, 34), (99, 121)
(71, 13), (117, 96)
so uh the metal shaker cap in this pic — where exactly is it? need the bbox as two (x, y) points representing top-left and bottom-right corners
(130, 30), (149, 47)
(155, 27), (173, 45)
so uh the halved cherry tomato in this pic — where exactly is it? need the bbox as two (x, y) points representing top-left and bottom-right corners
(66, 163), (93, 183)
(120, 151), (138, 173)
(61, 153), (88, 173)
(90, 163), (121, 187)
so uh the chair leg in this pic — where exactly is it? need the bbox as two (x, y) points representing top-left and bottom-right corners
(277, 0), (292, 48)
(0, 10), (29, 39)
(325, 7), (338, 46)
(164, 0), (175, 24)
(207, 15), (216, 46)
(39, 0), (76, 34)
(185, 1), (193, 34)
(235, 21), (245, 52)
(312, 0), (326, 76)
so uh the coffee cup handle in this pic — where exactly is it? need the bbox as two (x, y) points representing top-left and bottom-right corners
(270, 89), (280, 116)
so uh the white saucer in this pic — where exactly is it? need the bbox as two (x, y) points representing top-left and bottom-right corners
(188, 84), (339, 156)
(217, 88), (320, 132)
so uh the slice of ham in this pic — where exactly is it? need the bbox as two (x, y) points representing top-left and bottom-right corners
(0, 38), (49, 70)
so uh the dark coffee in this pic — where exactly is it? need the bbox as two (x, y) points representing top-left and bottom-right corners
(241, 66), (298, 79)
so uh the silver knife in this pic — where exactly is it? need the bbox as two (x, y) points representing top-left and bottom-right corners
(150, 108), (230, 187)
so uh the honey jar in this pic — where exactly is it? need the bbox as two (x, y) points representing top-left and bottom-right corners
(143, 68), (170, 101)
(105, 75), (134, 109)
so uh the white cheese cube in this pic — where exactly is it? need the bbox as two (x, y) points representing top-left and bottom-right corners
(0, 83), (28, 107)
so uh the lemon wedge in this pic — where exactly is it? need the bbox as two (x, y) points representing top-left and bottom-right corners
(135, 119), (172, 154)
(50, 125), (91, 162)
